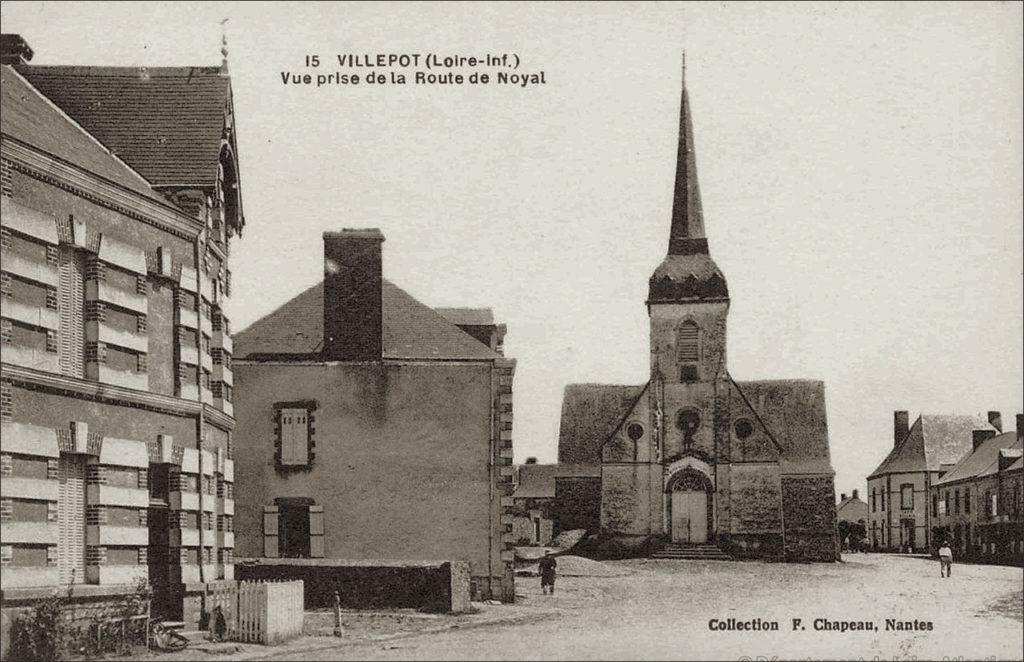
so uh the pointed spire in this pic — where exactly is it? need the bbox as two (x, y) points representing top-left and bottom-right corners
(668, 53), (708, 256)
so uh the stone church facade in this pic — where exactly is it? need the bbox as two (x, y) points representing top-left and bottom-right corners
(557, 61), (839, 562)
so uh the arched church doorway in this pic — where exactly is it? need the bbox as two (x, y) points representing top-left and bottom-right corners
(667, 469), (712, 544)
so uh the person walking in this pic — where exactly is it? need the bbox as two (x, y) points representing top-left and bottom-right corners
(539, 552), (557, 595)
(938, 540), (953, 577)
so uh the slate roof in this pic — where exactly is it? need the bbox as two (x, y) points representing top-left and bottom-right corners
(435, 308), (494, 326)
(836, 495), (869, 522)
(234, 279), (502, 361)
(868, 414), (993, 479)
(557, 383), (647, 464)
(934, 432), (1022, 486)
(556, 377), (832, 474)
(1, 66), (168, 206)
(15, 65), (232, 188)
(733, 379), (833, 475)
(513, 463), (601, 499)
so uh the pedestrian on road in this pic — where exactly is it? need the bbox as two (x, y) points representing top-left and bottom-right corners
(539, 552), (557, 595)
(938, 540), (953, 577)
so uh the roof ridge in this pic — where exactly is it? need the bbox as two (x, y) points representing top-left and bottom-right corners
(4, 65), (161, 195)
(18, 64), (225, 77)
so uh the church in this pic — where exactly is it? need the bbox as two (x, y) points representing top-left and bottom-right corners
(555, 61), (839, 562)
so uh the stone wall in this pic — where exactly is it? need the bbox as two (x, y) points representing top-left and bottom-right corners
(553, 476), (601, 535)
(235, 559), (470, 613)
(781, 475), (838, 562)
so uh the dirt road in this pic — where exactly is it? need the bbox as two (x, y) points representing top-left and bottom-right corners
(260, 554), (1022, 661)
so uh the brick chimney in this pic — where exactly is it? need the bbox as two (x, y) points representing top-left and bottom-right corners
(972, 429), (996, 451)
(988, 411), (1002, 433)
(840, 493), (847, 501)
(322, 230), (384, 362)
(894, 410), (909, 447)
(852, 489), (859, 500)
(0, 34), (34, 65)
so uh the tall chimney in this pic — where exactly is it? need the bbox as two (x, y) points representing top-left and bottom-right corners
(988, 411), (1002, 433)
(852, 489), (859, 500)
(840, 493), (847, 501)
(972, 429), (996, 451)
(322, 229), (384, 362)
(0, 34), (34, 65)
(893, 410), (909, 447)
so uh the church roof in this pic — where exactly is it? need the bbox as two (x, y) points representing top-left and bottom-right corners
(234, 279), (502, 362)
(558, 383), (647, 464)
(556, 378), (832, 474)
(1, 65), (169, 206)
(933, 432), (1021, 486)
(732, 379), (833, 475)
(15, 64), (232, 189)
(868, 414), (993, 479)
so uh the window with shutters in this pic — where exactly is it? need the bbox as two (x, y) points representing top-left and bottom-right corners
(676, 321), (699, 382)
(279, 408), (308, 465)
(273, 401), (317, 469)
(262, 501), (323, 559)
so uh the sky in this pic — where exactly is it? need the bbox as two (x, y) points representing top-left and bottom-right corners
(3, 1), (1022, 497)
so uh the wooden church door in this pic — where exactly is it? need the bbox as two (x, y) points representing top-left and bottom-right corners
(671, 489), (708, 543)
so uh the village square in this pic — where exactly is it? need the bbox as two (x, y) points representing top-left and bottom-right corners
(0, 3), (1021, 661)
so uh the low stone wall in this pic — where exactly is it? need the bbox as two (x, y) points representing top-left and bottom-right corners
(234, 559), (471, 613)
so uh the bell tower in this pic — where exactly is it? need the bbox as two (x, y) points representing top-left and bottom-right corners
(647, 56), (730, 467)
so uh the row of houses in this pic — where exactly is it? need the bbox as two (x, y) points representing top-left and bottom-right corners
(866, 410), (1022, 564)
(0, 33), (517, 654)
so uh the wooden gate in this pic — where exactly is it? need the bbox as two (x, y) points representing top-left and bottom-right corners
(234, 580), (304, 644)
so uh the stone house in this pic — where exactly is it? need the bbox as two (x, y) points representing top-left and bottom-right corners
(837, 490), (868, 526)
(1, 34), (244, 640)
(231, 231), (517, 601)
(866, 410), (997, 553)
(553, 61), (839, 562)
(930, 415), (1022, 565)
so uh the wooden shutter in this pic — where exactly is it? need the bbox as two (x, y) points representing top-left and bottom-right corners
(308, 505), (324, 558)
(262, 505), (279, 558)
(294, 410), (309, 464)
(280, 408), (309, 466)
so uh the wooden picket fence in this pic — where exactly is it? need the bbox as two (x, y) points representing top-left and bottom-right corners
(233, 580), (304, 644)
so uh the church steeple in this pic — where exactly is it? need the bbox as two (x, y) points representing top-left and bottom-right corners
(648, 54), (727, 305)
(668, 54), (708, 256)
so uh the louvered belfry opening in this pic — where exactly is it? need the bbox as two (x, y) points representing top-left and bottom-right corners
(677, 321), (699, 363)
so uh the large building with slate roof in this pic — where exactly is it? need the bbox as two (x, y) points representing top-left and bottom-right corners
(554, 61), (839, 562)
(1, 34), (244, 638)
(929, 418), (1022, 566)
(231, 230), (517, 602)
(867, 411), (998, 553)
